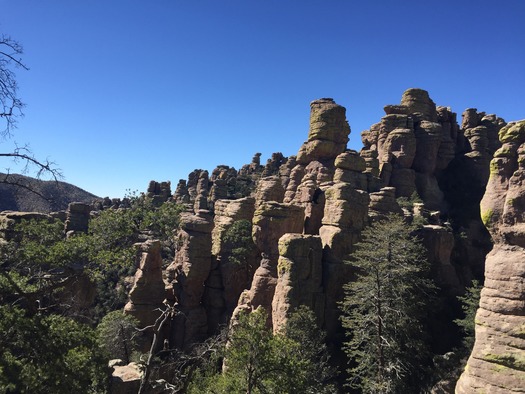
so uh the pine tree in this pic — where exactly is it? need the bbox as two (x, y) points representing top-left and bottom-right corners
(341, 214), (436, 393)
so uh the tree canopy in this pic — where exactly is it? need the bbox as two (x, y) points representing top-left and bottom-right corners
(341, 214), (436, 393)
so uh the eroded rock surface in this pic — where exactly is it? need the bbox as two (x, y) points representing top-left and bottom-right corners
(124, 240), (165, 328)
(209, 197), (257, 325)
(231, 201), (304, 324)
(272, 233), (324, 332)
(166, 212), (213, 348)
(456, 120), (525, 393)
(64, 202), (91, 235)
(297, 98), (350, 164)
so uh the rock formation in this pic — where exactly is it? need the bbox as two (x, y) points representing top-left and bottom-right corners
(124, 240), (166, 328)
(231, 201), (304, 324)
(0, 87), (514, 394)
(166, 211), (213, 348)
(319, 182), (369, 339)
(207, 197), (257, 331)
(64, 202), (91, 235)
(159, 91), (507, 351)
(456, 120), (525, 393)
(296, 98), (350, 164)
(146, 180), (171, 206)
(272, 233), (324, 332)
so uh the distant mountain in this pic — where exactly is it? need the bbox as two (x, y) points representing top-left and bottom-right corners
(0, 173), (99, 213)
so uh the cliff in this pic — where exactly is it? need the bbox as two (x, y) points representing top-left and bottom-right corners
(150, 89), (508, 353)
(456, 120), (525, 393)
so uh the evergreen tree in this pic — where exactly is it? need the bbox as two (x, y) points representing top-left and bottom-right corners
(189, 307), (337, 393)
(454, 280), (482, 352)
(97, 311), (139, 364)
(341, 214), (435, 393)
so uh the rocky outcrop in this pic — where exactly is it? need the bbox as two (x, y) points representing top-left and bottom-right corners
(64, 202), (91, 235)
(319, 182), (369, 339)
(262, 152), (287, 177)
(296, 98), (350, 164)
(124, 240), (166, 329)
(418, 225), (459, 294)
(208, 197), (257, 327)
(193, 171), (210, 212)
(361, 88), (506, 291)
(333, 150), (367, 190)
(361, 88), (504, 212)
(110, 362), (142, 394)
(255, 176), (285, 207)
(456, 120), (525, 393)
(0, 211), (52, 241)
(368, 186), (403, 221)
(173, 179), (189, 204)
(146, 180), (171, 206)
(167, 212), (213, 348)
(272, 233), (324, 332)
(232, 202), (304, 324)
(112, 93), (510, 374)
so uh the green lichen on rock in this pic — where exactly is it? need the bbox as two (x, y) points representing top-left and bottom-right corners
(498, 120), (525, 144)
(494, 144), (517, 158)
(277, 257), (292, 275)
(481, 208), (494, 228)
(512, 324), (525, 339)
(483, 353), (525, 371)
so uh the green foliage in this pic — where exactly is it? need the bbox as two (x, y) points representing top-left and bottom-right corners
(191, 307), (337, 394)
(88, 195), (183, 267)
(97, 311), (139, 364)
(454, 280), (482, 351)
(283, 306), (338, 393)
(222, 219), (254, 266)
(396, 191), (423, 210)
(0, 305), (107, 393)
(0, 196), (184, 391)
(341, 214), (436, 393)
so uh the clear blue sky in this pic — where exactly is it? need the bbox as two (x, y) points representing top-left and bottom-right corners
(1, 1), (524, 198)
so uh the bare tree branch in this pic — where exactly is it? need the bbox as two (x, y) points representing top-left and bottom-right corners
(0, 35), (28, 137)
(0, 34), (63, 203)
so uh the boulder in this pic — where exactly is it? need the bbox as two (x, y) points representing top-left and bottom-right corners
(400, 88), (438, 122)
(296, 98), (350, 164)
(255, 176), (285, 206)
(110, 362), (141, 394)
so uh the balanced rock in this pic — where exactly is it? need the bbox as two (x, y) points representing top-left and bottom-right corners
(400, 88), (438, 122)
(297, 98), (350, 164)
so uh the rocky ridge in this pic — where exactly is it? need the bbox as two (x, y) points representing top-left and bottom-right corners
(124, 90), (508, 356)
(7, 89), (518, 391)
(0, 172), (99, 212)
